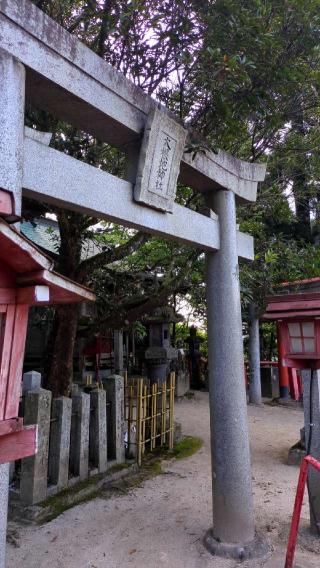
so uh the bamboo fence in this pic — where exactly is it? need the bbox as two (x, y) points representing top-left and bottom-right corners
(124, 372), (175, 466)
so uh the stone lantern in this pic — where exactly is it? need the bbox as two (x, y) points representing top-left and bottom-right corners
(144, 306), (181, 383)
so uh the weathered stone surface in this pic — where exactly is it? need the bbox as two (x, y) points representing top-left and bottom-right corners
(175, 370), (190, 399)
(89, 390), (107, 473)
(205, 189), (255, 547)
(20, 389), (52, 505)
(288, 443), (306, 466)
(113, 330), (124, 375)
(248, 303), (262, 405)
(25, 126), (52, 146)
(48, 397), (72, 487)
(134, 107), (187, 212)
(22, 370), (41, 393)
(0, 48), (25, 218)
(261, 367), (280, 399)
(0, 464), (9, 568)
(104, 375), (125, 464)
(23, 137), (254, 260)
(69, 393), (90, 480)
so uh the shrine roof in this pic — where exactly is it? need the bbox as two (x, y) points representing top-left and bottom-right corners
(21, 217), (102, 260)
(0, 220), (95, 304)
(261, 275), (320, 321)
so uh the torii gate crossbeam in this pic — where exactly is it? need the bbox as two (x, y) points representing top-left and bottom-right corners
(0, 0), (267, 563)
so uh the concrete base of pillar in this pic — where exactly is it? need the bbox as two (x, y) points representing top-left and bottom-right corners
(203, 529), (268, 561)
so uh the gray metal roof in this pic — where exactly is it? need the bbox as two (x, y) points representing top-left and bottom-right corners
(21, 217), (101, 260)
(21, 217), (59, 256)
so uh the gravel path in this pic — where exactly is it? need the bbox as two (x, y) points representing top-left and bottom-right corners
(6, 392), (320, 567)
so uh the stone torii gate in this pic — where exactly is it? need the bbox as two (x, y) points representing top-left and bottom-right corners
(0, 0), (267, 562)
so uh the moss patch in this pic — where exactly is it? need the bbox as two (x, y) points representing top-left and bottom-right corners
(168, 436), (203, 460)
(184, 391), (195, 399)
(24, 436), (202, 524)
(107, 462), (131, 474)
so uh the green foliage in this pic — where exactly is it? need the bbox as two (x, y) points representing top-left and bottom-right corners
(168, 436), (203, 460)
(28, 0), (320, 364)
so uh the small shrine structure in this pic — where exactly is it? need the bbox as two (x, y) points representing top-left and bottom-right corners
(264, 277), (320, 533)
(264, 277), (320, 396)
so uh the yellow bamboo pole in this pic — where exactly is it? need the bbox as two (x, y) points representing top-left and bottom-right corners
(128, 384), (133, 452)
(161, 381), (166, 445)
(151, 382), (156, 449)
(137, 379), (143, 466)
(142, 383), (147, 455)
(169, 372), (175, 449)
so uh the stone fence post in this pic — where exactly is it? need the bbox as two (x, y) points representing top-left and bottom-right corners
(104, 375), (125, 464)
(20, 378), (52, 505)
(48, 397), (72, 488)
(90, 389), (107, 473)
(69, 393), (90, 480)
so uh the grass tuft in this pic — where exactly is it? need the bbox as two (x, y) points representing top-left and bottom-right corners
(169, 436), (203, 460)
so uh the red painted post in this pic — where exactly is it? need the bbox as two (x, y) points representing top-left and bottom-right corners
(285, 458), (308, 568)
(285, 455), (320, 568)
(289, 369), (300, 401)
(277, 322), (290, 398)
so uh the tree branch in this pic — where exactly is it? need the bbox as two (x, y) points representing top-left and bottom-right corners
(77, 231), (149, 281)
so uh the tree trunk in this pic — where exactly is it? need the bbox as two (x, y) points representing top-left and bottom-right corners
(291, 105), (312, 241)
(46, 304), (79, 397)
(43, 210), (84, 396)
(292, 167), (311, 241)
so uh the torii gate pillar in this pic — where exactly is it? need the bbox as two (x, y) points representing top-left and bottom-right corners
(0, 49), (25, 220)
(0, 464), (9, 567)
(0, 49), (25, 566)
(204, 189), (265, 559)
(0, 48), (96, 568)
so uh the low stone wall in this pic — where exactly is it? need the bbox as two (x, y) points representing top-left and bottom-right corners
(10, 372), (125, 506)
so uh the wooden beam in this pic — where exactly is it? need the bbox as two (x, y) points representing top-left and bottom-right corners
(0, 425), (37, 464)
(0, 417), (23, 437)
(0, 190), (13, 216)
(267, 292), (320, 303)
(0, 305), (15, 421)
(22, 137), (254, 260)
(5, 304), (29, 420)
(0, 289), (16, 304)
(16, 285), (50, 305)
(266, 300), (320, 312)
(16, 270), (96, 303)
(263, 311), (320, 320)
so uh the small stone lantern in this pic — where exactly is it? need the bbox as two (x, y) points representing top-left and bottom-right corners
(144, 307), (181, 383)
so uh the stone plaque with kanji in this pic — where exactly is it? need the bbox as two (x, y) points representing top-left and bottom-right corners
(134, 107), (187, 212)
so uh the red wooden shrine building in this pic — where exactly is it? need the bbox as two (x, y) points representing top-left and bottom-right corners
(0, 189), (95, 465)
(264, 278), (320, 399)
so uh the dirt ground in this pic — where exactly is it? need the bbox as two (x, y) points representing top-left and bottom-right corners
(6, 392), (320, 568)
